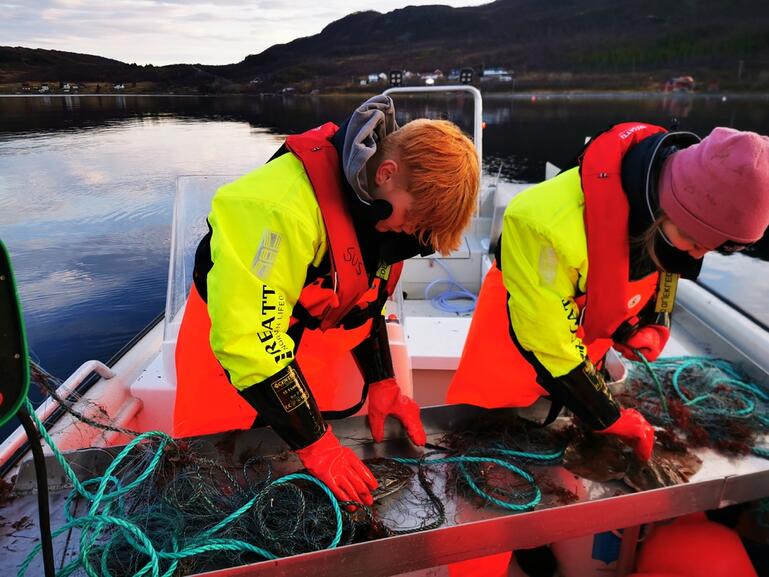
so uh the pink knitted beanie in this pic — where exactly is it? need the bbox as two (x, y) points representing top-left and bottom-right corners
(659, 127), (769, 249)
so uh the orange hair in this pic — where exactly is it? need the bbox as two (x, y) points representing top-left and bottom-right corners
(380, 119), (479, 255)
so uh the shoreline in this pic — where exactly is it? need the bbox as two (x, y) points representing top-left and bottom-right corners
(2, 90), (768, 99)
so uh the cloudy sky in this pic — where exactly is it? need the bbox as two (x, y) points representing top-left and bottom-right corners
(3, 0), (492, 66)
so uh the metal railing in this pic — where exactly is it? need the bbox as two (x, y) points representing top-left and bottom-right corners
(384, 85), (483, 213)
(0, 361), (115, 466)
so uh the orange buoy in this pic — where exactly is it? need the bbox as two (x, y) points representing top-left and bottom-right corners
(635, 513), (757, 577)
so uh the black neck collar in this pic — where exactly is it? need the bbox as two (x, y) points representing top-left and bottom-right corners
(621, 131), (703, 280)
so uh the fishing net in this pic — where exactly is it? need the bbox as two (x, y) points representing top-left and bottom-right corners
(18, 423), (386, 577)
(19, 356), (769, 576)
(435, 412), (570, 509)
(20, 369), (571, 577)
(618, 356), (769, 458)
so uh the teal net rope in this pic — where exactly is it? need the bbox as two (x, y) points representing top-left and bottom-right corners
(21, 355), (768, 576)
(393, 447), (561, 512)
(17, 400), (565, 576)
(19, 398), (346, 577)
(620, 355), (769, 458)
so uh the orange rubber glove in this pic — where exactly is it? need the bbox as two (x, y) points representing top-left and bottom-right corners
(367, 377), (427, 446)
(597, 408), (655, 461)
(295, 425), (378, 506)
(614, 325), (670, 362)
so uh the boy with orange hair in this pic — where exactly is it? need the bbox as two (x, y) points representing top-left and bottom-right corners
(174, 95), (479, 508)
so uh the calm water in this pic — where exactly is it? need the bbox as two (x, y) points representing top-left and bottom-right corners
(1, 92), (769, 386)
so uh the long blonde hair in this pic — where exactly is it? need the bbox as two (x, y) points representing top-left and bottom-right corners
(632, 212), (668, 271)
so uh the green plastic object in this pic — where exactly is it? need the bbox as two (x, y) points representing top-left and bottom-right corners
(0, 240), (29, 426)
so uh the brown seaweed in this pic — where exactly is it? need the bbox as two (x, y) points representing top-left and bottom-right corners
(563, 430), (702, 491)
(624, 446), (702, 491)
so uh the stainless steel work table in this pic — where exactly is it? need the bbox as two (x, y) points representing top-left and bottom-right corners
(3, 403), (769, 577)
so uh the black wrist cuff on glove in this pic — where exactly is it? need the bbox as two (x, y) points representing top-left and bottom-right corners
(351, 315), (395, 384)
(613, 302), (671, 343)
(238, 361), (326, 450)
(541, 360), (621, 430)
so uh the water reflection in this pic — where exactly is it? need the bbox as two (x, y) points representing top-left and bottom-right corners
(1, 93), (768, 384)
(1, 109), (285, 380)
(660, 92), (694, 120)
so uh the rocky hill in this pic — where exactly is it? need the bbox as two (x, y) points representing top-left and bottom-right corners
(3, 0), (768, 92)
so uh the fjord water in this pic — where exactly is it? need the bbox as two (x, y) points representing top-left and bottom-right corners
(1, 92), (768, 393)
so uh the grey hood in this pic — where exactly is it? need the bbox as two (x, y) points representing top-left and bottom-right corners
(342, 94), (398, 203)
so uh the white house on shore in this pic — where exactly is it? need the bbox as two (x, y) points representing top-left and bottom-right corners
(481, 68), (513, 82)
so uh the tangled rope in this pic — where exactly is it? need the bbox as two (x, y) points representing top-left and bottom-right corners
(21, 352), (769, 576)
(17, 398), (565, 576)
(30, 360), (140, 438)
(621, 355), (769, 458)
(18, 398), (346, 577)
(394, 445), (564, 513)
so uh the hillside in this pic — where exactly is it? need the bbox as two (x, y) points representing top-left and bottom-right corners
(216, 0), (769, 90)
(2, 0), (769, 93)
(0, 46), (227, 92)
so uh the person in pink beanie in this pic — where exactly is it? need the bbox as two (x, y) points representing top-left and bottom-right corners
(447, 124), (769, 577)
(657, 127), (769, 257)
(611, 126), (769, 362)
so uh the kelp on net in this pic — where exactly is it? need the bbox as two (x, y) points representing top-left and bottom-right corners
(617, 355), (769, 458)
(19, 382), (570, 577)
(25, 354), (769, 576)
